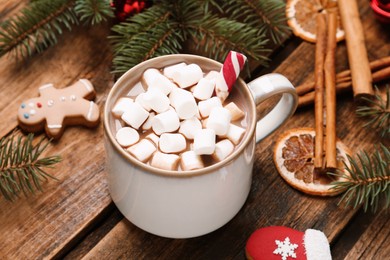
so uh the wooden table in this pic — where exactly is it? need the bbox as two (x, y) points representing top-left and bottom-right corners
(0, 0), (389, 259)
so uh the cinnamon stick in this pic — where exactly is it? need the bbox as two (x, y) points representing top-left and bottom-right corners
(338, 0), (374, 99)
(298, 66), (390, 107)
(324, 12), (337, 169)
(372, 66), (390, 83)
(314, 13), (327, 170)
(296, 56), (390, 95)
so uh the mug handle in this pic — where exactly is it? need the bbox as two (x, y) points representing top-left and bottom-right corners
(247, 73), (298, 143)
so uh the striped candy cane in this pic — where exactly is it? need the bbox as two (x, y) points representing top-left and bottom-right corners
(216, 51), (247, 102)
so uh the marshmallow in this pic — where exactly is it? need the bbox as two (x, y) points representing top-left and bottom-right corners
(135, 93), (151, 111)
(127, 139), (156, 162)
(224, 102), (245, 121)
(121, 102), (149, 129)
(201, 117), (208, 128)
(115, 127), (140, 147)
(150, 151), (180, 171)
(204, 71), (227, 102)
(143, 88), (170, 113)
(152, 109), (180, 135)
(163, 62), (186, 79)
(127, 81), (145, 97)
(180, 151), (204, 171)
(142, 112), (155, 131)
(198, 96), (222, 118)
(159, 133), (187, 153)
(179, 117), (202, 139)
(114, 119), (124, 132)
(169, 88), (198, 119)
(145, 132), (159, 146)
(224, 123), (245, 145)
(204, 70), (220, 80)
(192, 78), (216, 100)
(193, 129), (216, 155)
(206, 107), (231, 135)
(143, 68), (176, 95)
(171, 64), (203, 88)
(112, 97), (134, 117)
(213, 139), (234, 161)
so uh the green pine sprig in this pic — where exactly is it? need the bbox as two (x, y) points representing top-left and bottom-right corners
(74, 0), (114, 25)
(218, 0), (290, 45)
(185, 14), (270, 63)
(110, 5), (183, 74)
(0, 0), (113, 59)
(0, 134), (61, 201)
(356, 86), (390, 138)
(331, 144), (390, 212)
(110, 0), (287, 75)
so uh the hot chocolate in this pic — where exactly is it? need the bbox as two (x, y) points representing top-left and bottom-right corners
(109, 62), (250, 171)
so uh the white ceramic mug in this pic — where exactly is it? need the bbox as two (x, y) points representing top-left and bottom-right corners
(104, 54), (298, 238)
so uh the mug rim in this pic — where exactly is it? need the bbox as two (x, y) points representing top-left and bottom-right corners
(103, 54), (257, 178)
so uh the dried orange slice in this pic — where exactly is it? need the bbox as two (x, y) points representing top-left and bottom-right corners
(273, 127), (351, 196)
(286, 0), (345, 43)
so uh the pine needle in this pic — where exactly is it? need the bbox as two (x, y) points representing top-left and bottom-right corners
(74, 0), (114, 25)
(356, 86), (390, 138)
(186, 14), (270, 63)
(0, 0), (113, 59)
(332, 144), (390, 212)
(110, 5), (182, 74)
(0, 0), (78, 59)
(219, 0), (290, 45)
(110, 0), (279, 75)
(0, 134), (61, 201)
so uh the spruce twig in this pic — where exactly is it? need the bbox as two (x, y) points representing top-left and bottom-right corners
(356, 86), (390, 138)
(110, 5), (182, 74)
(74, 0), (114, 25)
(219, 0), (290, 45)
(186, 14), (270, 63)
(110, 0), (282, 75)
(331, 144), (390, 212)
(0, 134), (61, 201)
(0, 0), (113, 59)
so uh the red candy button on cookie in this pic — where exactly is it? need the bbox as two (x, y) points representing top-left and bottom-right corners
(245, 226), (331, 260)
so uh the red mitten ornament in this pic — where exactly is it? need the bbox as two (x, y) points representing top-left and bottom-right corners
(246, 226), (331, 260)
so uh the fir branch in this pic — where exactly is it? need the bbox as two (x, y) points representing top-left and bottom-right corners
(0, 134), (61, 201)
(110, 0), (273, 74)
(110, 5), (172, 55)
(74, 0), (113, 25)
(218, 0), (290, 45)
(356, 86), (390, 138)
(0, 0), (78, 58)
(332, 144), (390, 212)
(186, 14), (270, 63)
(0, 0), (113, 59)
(110, 5), (183, 74)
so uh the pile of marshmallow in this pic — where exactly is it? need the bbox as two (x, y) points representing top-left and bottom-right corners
(111, 62), (246, 171)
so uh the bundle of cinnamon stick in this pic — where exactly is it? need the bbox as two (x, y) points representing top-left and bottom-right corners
(314, 12), (338, 173)
(297, 56), (390, 107)
(297, 0), (390, 108)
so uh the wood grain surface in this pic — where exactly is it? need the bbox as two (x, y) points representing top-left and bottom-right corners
(0, 0), (389, 259)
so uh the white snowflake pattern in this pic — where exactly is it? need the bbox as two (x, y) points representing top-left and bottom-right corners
(273, 237), (298, 260)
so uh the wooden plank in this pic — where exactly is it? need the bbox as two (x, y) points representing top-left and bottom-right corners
(331, 208), (389, 259)
(342, 209), (390, 259)
(80, 0), (390, 258)
(0, 14), (115, 258)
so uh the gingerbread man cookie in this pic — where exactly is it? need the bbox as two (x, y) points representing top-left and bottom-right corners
(18, 79), (100, 139)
